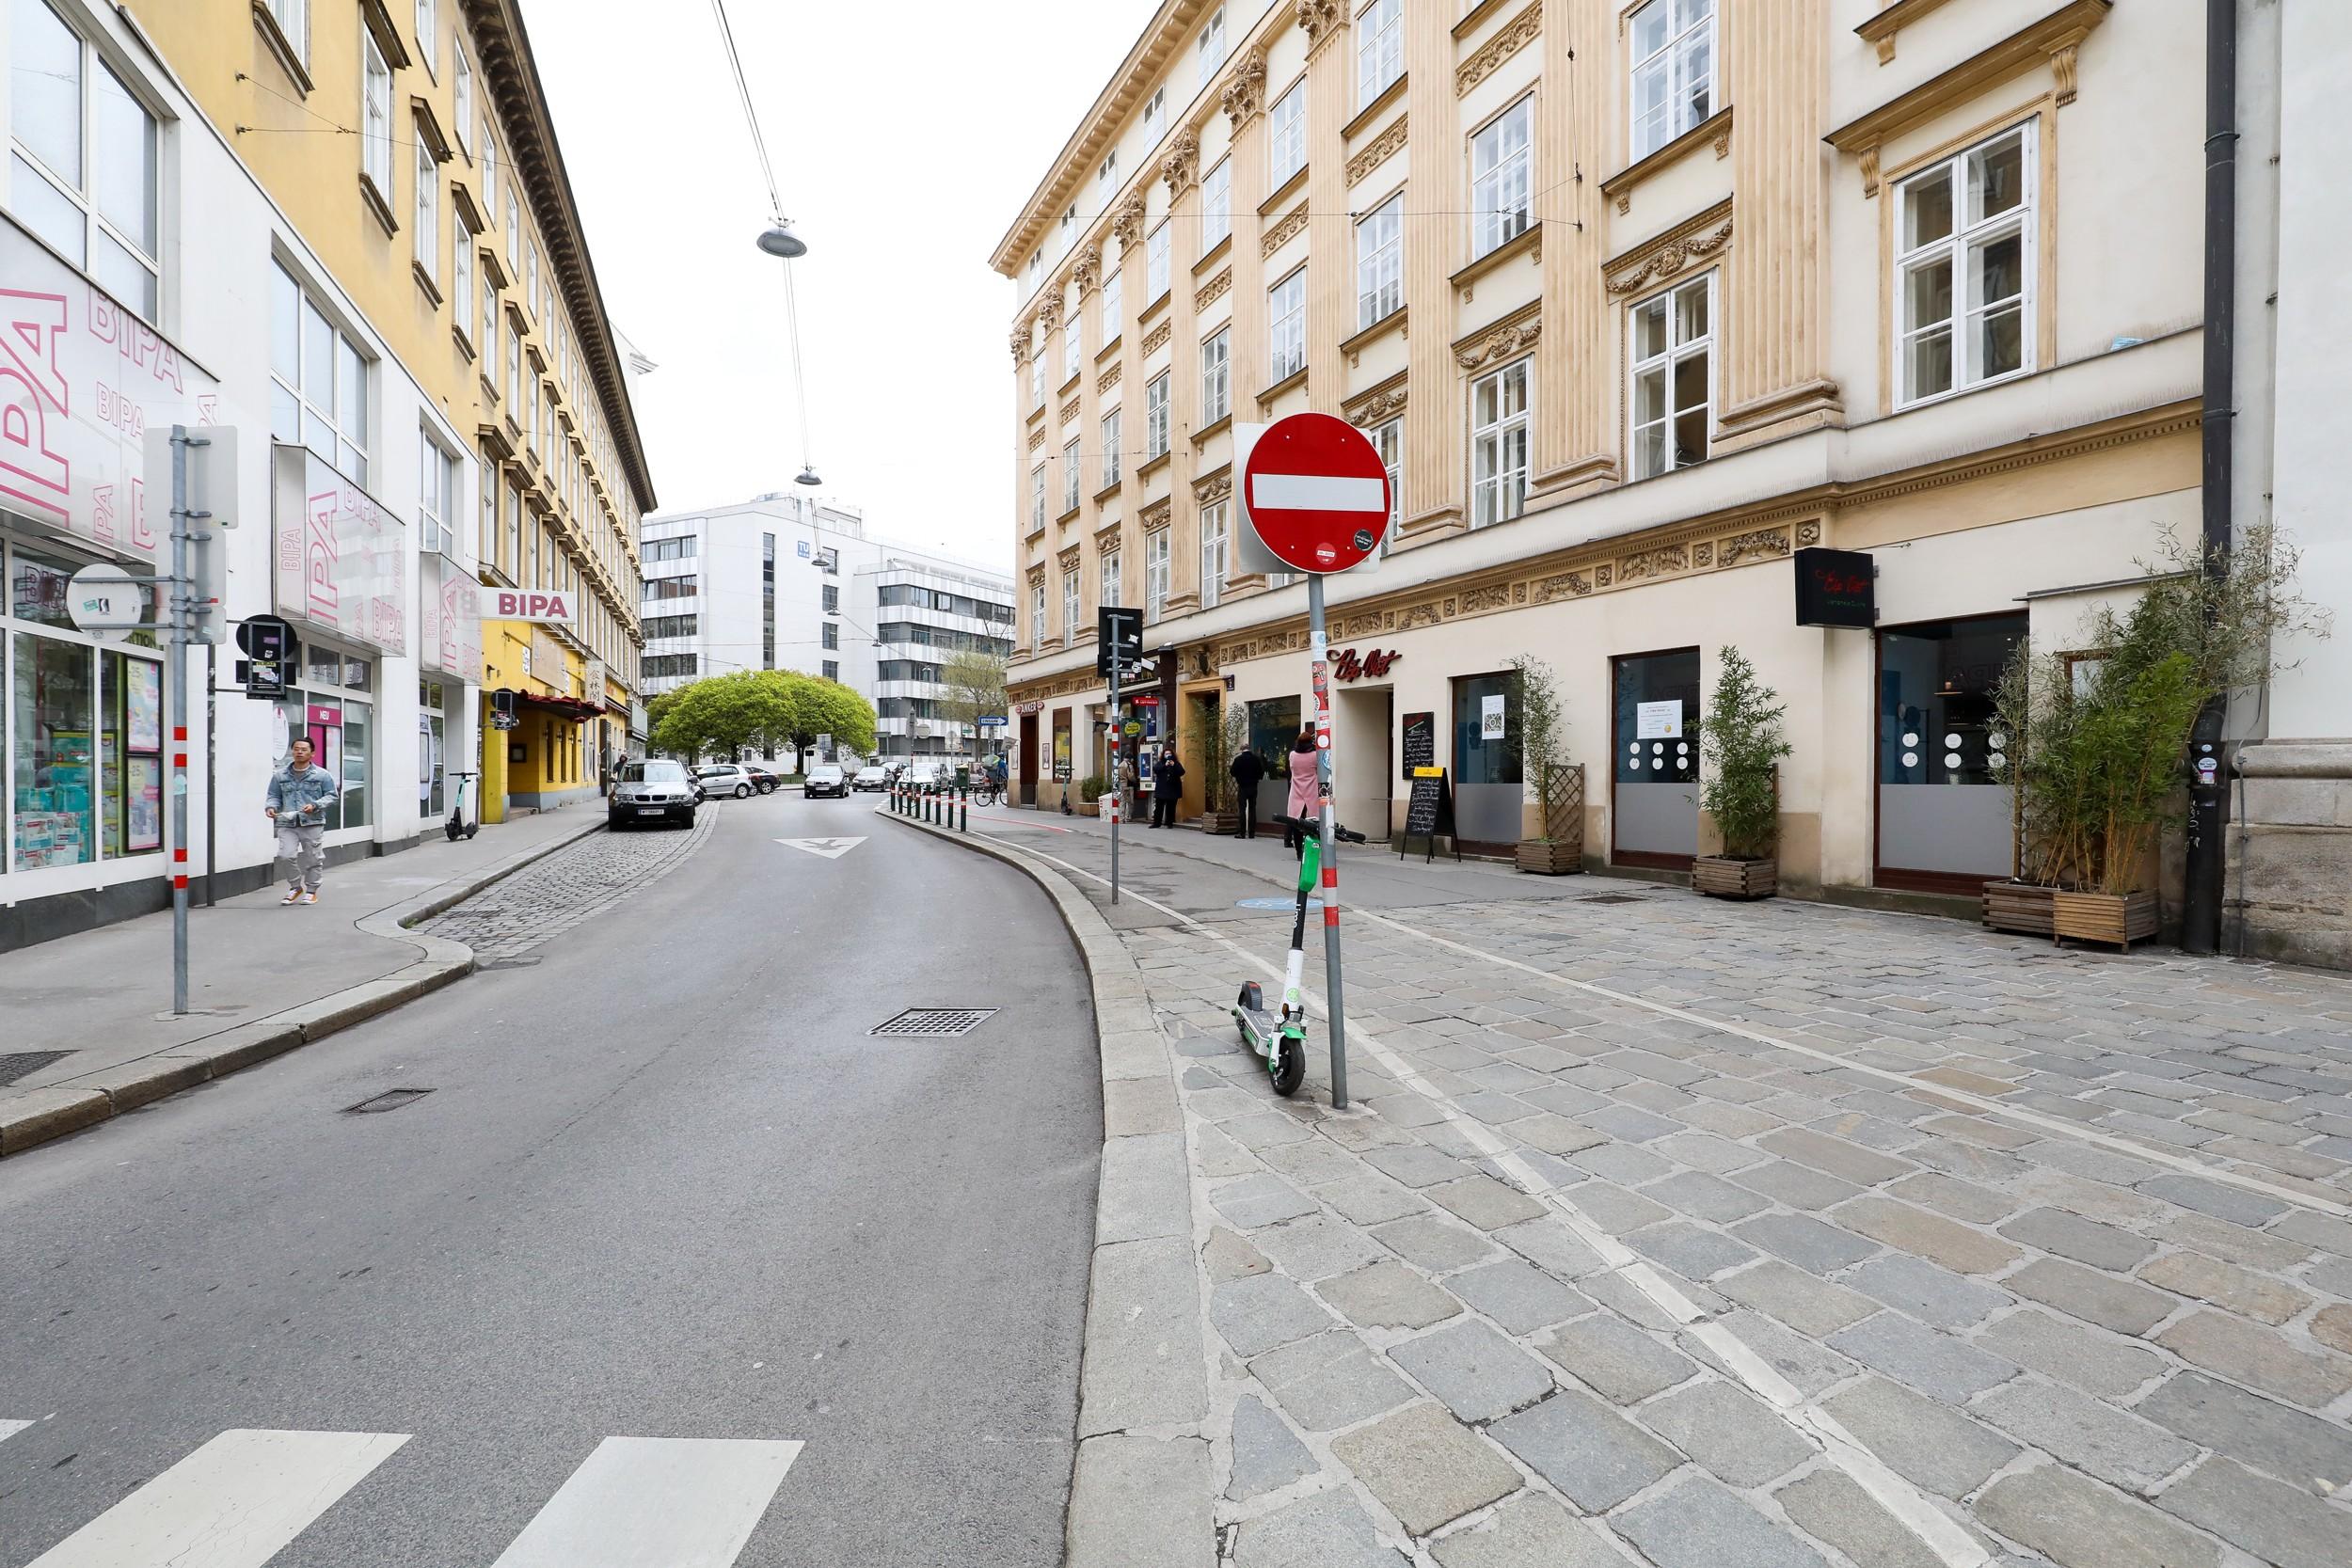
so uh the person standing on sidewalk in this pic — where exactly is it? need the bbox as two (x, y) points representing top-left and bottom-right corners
(1284, 729), (1318, 857)
(1151, 745), (1186, 828)
(1229, 743), (1265, 839)
(265, 736), (338, 905)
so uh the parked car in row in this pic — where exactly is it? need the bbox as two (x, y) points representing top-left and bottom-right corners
(610, 759), (697, 831)
(740, 765), (782, 795)
(804, 764), (850, 800)
(851, 766), (889, 793)
(692, 764), (756, 799)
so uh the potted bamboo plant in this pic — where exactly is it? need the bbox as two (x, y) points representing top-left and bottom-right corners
(1509, 655), (1583, 874)
(1989, 525), (2327, 948)
(1694, 646), (1789, 899)
(1197, 706), (1242, 834)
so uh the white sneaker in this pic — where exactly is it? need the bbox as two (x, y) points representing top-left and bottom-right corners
(281, 888), (303, 904)
(299, 891), (318, 906)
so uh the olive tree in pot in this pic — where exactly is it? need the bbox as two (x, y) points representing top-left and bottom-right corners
(1509, 655), (1583, 874)
(1695, 646), (1789, 899)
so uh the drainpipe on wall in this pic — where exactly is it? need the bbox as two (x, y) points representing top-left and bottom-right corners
(2181, 0), (2237, 955)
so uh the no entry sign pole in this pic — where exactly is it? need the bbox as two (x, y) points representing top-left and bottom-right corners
(1238, 412), (1392, 1110)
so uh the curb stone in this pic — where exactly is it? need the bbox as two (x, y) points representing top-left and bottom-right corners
(883, 808), (1216, 1568)
(0, 816), (606, 1161)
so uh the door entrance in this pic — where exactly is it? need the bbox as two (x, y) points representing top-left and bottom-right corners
(1452, 672), (1521, 855)
(1612, 648), (1700, 868)
(1018, 713), (1039, 806)
(1875, 614), (2025, 892)
(1335, 685), (1393, 840)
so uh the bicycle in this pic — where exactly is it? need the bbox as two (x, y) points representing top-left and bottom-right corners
(968, 780), (1002, 808)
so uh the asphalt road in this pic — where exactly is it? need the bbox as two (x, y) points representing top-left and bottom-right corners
(0, 792), (1102, 1567)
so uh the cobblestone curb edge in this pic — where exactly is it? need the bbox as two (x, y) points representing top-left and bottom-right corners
(0, 817), (608, 1162)
(883, 809), (1217, 1568)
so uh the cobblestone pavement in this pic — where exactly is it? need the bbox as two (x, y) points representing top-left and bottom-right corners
(418, 808), (715, 959)
(991, 824), (2352, 1568)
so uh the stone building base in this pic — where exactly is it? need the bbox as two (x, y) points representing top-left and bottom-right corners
(2232, 741), (2352, 969)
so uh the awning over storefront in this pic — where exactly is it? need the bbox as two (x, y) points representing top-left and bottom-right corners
(516, 692), (601, 721)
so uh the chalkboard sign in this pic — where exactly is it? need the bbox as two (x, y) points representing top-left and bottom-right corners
(1398, 766), (1459, 863)
(1401, 711), (1436, 779)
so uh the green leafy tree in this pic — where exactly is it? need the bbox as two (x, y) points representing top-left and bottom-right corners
(652, 671), (791, 763)
(939, 650), (1009, 734)
(776, 670), (877, 768)
(1699, 646), (1790, 861)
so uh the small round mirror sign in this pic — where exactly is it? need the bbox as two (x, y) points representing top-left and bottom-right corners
(67, 563), (147, 643)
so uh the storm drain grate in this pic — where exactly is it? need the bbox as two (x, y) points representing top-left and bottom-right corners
(870, 1008), (997, 1038)
(343, 1087), (435, 1115)
(1576, 893), (1649, 905)
(0, 1051), (71, 1086)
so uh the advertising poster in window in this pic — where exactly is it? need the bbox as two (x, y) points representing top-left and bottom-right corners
(1051, 719), (1072, 782)
(127, 659), (162, 751)
(272, 444), (409, 657)
(127, 755), (162, 851)
(0, 220), (225, 567)
(420, 553), (485, 684)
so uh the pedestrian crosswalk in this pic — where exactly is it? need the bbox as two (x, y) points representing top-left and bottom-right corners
(1, 1422), (803, 1567)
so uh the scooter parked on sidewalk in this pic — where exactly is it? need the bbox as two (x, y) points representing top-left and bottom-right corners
(445, 771), (480, 842)
(1232, 815), (1326, 1097)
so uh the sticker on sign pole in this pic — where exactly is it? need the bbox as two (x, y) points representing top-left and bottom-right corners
(1233, 413), (1391, 577)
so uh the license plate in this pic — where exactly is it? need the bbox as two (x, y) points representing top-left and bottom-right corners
(637, 806), (667, 816)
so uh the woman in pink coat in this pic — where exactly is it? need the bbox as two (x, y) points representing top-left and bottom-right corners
(1284, 728), (1318, 854)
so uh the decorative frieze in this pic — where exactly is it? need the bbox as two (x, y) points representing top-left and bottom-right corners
(1261, 203), (1310, 259)
(1619, 544), (1687, 581)
(1455, 314), (1541, 372)
(1027, 428), (1044, 452)
(1221, 49), (1267, 129)
(1193, 470), (1233, 506)
(1139, 497), (1171, 531)
(1059, 396), (1081, 426)
(1057, 544), (1083, 572)
(1196, 268), (1233, 312)
(1346, 114), (1407, 187)
(1720, 526), (1791, 566)
(1347, 383), (1406, 427)
(1456, 5), (1540, 97)
(1606, 207), (1734, 295)
(1141, 319), (1172, 356)
(1097, 361), (1123, 395)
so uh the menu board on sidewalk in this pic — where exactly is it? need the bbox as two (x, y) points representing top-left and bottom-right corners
(1399, 767), (1457, 863)
(1401, 711), (1436, 779)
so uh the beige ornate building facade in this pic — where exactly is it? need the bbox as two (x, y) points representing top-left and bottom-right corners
(995, 0), (2203, 906)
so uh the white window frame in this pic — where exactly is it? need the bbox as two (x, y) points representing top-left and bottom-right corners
(1030, 466), (1047, 531)
(1371, 416), (1402, 553)
(526, 243), (539, 319)
(1063, 439), (1082, 514)
(1142, 87), (1166, 146)
(1471, 96), (1534, 259)
(1146, 220), (1170, 301)
(453, 49), (472, 151)
(1063, 567), (1081, 635)
(1200, 328), (1231, 423)
(8, 0), (163, 317)
(506, 186), (520, 268)
(265, 0), (309, 61)
(1356, 194), (1402, 328)
(1200, 157), (1232, 255)
(1100, 546), (1121, 609)
(1629, 0), (1716, 162)
(1031, 582), (1047, 645)
(1102, 408), (1123, 489)
(1198, 7), (1226, 89)
(1145, 372), (1170, 459)
(1894, 123), (2038, 409)
(1357, 0), (1403, 111)
(1030, 353), (1045, 408)
(271, 261), (373, 483)
(1199, 499), (1229, 610)
(1101, 267), (1122, 343)
(360, 27), (393, 198)
(480, 268), (499, 386)
(415, 0), (437, 75)
(452, 225), (473, 351)
(1268, 269), (1306, 384)
(418, 426), (457, 556)
(412, 132), (438, 279)
(1470, 357), (1530, 530)
(1145, 528), (1171, 620)
(1268, 80), (1306, 188)
(1629, 272), (1714, 479)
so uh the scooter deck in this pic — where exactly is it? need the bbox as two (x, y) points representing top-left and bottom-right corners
(1233, 1004), (1283, 1042)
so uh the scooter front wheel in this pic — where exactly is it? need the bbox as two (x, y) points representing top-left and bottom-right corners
(1271, 1033), (1307, 1097)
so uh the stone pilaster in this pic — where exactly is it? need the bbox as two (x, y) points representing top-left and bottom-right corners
(1301, 4), (1350, 405)
(1401, 1), (1464, 538)
(1535, 0), (1613, 493)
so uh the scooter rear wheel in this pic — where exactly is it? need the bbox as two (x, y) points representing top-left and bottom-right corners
(1271, 1035), (1307, 1097)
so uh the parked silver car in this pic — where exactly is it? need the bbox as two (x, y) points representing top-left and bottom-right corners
(692, 763), (756, 799)
(610, 759), (697, 830)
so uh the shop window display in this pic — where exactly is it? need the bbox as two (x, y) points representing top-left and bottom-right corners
(13, 632), (95, 870)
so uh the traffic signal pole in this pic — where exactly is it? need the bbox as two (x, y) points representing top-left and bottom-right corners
(1108, 653), (1121, 905)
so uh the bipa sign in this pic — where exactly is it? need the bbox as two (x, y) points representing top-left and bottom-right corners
(482, 588), (576, 625)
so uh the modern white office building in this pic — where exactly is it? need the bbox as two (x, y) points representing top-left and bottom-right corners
(641, 494), (1014, 762)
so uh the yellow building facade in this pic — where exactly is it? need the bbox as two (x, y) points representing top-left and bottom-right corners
(127, 0), (655, 822)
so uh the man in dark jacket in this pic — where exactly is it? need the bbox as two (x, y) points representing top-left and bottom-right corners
(1151, 747), (1186, 828)
(1229, 745), (1265, 838)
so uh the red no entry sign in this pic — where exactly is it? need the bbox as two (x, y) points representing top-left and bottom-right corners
(1242, 412), (1391, 575)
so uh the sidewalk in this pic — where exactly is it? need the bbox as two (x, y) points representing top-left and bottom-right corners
(0, 805), (605, 1153)
(914, 808), (2352, 1568)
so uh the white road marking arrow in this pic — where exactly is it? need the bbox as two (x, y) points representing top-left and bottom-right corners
(774, 836), (866, 860)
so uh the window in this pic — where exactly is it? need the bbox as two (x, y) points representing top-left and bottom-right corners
(263, 0), (308, 61)
(821, 584), (838, 612)
(1101, 267), (1121, 341)
(526, 244), (539, 318)
(453, 49), (472, 149)
(360, 28), (393, 198)
(412, 134), (438, 280)
(1630, 273), (1712, 478)
(1063, 312), (1082, 382)
(1143, 86), (1166, 146)
(643, 614), (697, 640)
(481, 118), (496, 203)
(1030, 465), (1047, 531)
(822, 659), (839, 682)
(1200, 328), (1231, 423)
(1062, 568), (1080, 634)
(1026, 249), (1041, 288)
(477, 451), (497, 562)
(1102, 408), (1122, 488)
(480, 271), (500, 381)
(415, 0), (436, 68)
(1357, 0), (1402, 109)
(645, 536), (697, 562)
(1356, 195), (1402, 327)
(1059, 204), (1074, 242)
(642, 575), (696, 602)
(1030, 582), (1046, 644)
(644, 654), (698, 680)
(1145, 372), (1170, 458)
(1198, 7), (1225, 87)
(1200, 499), (1229, 610)
(506, 325), (520, 414)
(1898, 125), (2034, 406)
(418, 431), (457, 555)
(1471, 98), (1534, 258)
(1098, 150), (1118, 188)
(1370, 417), (1401, 551)
(1100, 547), (1120, 609)
(1268, 270), (1305, 383)
(506, 186), (519, 267)
(1063, 439), (1082, 513)
(1629, 0), (1715, 161)
(10, 0), (161, 316)
(1145, 528), (1170, 620)
(1268, 82), (1306, 187)
(1470, 358), (1530, 528)
(821, 623), (838, 651)
(452, 230), (473, 348)
(1030, 353), (1045, 408)
(269, 261), (371, 482)
(1146, 220), (1170, 301)
(1200, 157), (1232, 254)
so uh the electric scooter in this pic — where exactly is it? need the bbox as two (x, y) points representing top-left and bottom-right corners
(445, 770), (480, 842)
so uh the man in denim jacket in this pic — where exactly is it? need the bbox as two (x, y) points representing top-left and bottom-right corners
(264, 736), (339, 905)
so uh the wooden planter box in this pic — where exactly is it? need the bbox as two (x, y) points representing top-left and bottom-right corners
(1516, 839), (1582, 875)
(1198, 809), (1239, 835)
(1693, 855), (1777, 900)
(2053, 889), (2159, 950)
(1075, 800), (1101, 817)
(1983, 880), (2058, 936)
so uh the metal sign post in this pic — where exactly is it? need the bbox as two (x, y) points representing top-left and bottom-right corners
(167, 426), (209, 1015)
(1307, 574), (1348, 1108)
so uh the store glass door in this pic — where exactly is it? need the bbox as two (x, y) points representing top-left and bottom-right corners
(1612, 649), (1700, 868)
(1452, 673), (1522, 855)
(1876, 615), (2025, 892)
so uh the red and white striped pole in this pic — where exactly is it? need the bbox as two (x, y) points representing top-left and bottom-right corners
(1307, 574), (1349, 1108)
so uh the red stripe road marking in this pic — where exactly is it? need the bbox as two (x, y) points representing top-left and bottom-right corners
(972, 814), (1073, 832)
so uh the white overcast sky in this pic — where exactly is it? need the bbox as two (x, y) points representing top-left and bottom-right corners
(520, 0), (1157, 570)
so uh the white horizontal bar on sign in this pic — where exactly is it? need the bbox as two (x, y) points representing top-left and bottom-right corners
(488, 1435), (803, 1567)
(23, 1428), (410, 1568)
(1248, 473), (1386, 514)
